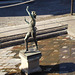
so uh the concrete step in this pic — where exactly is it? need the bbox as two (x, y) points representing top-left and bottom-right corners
(1, 29), (67, 48)
(0, 24), (68, 43)
(1, 15), (72, 49)
(0, 24), (68, 48)
(0, 16), (69, 38)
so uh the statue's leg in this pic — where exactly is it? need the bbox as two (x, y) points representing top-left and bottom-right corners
(33, 32), (38, 50)
(24, 32), (31, 52)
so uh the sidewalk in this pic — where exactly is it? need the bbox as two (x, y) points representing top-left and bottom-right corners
(0, 16), (67, 38)
(0, 16), (75, 38)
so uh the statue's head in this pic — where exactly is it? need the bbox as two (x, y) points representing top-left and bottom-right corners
(31, 11), (36, 19)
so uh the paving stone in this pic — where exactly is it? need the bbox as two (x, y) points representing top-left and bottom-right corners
(0, 71), (7, 75)
(50, 63), (57, 65)
(53, 41), (59, 44)
(1, 57), (12, 64)
(62, 39), (67, 41)
(7, 58), (21, 65)
(3, 63), (8, 67)
(53, 50), (59, 52)
(62, 56), (69, 59)
(63, 50), (68, 53)
(4, 65), (16, 68)
(71, 48), (75, 50)
(52, 73), (59, 75)
(60, 73), (68, 75)
(8, 53), (16, 57)
(0, 64), (2, 66)
(1, 51), (12, 57)
(62, 46), (68, 49)
(0, 66), (4, 69)
(72, 52), (75, 54)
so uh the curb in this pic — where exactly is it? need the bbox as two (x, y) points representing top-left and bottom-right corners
(1, 30), (67, 49)
(0, 0), (35, 8)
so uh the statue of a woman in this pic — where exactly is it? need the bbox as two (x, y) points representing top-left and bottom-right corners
(24, 6), (38, 53)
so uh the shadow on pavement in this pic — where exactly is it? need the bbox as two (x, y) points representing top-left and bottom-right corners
(40, 63), (75, 74)
(0, 0), (75, 17)
(30, 63), (75, 75)
(6, 63), (75, 75)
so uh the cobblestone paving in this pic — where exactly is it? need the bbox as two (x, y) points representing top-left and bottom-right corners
(0, 34), (75, 75)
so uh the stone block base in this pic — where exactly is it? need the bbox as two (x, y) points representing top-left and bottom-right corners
(19, 50), (42, 75)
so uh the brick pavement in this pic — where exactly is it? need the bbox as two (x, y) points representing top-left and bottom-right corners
(0, 34), (75, 75)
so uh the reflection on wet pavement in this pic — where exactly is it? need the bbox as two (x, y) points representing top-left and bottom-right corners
(0, 34), (75, 75)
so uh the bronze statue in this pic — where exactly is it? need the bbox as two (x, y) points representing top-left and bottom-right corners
(24, 6), (38, 53)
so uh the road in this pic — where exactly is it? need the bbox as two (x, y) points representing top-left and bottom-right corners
(0, 0), (75, 27)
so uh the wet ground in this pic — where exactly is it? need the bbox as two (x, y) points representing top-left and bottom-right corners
(0, 34), (75, 75)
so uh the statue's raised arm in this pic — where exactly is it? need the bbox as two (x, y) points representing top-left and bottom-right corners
(26, 6), (34, 20)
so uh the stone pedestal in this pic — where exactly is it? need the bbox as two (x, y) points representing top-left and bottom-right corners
(19, 50), (42, 75)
